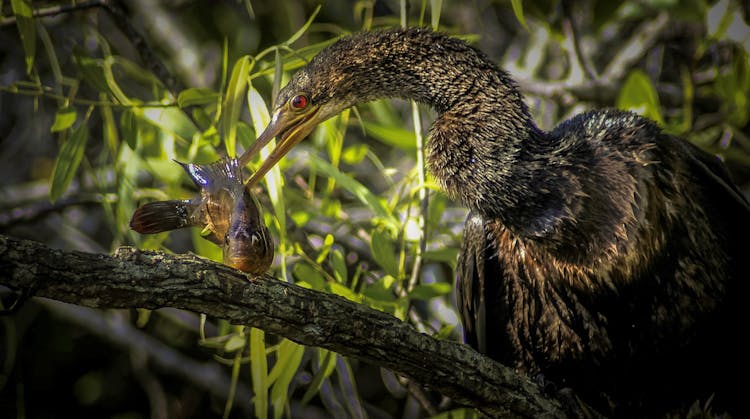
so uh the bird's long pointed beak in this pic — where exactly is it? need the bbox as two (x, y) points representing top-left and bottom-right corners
(239, 106), (321, 185)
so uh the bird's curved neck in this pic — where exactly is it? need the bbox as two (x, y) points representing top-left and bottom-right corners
(309, 29), (556, 235)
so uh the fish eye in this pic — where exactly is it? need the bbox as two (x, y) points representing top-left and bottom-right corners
(290, 94), (308, 110)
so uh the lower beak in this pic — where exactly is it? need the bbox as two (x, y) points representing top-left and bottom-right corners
(238, 108), (320, 185)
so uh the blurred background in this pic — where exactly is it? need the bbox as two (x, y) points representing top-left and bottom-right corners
(1, 0), (749, 418)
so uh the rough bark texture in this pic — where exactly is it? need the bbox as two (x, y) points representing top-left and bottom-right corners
(0, 234), (575, 418)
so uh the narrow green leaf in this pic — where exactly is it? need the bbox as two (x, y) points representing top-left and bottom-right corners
(137, 106), (199, 142)
(223, 55), (252, 157)
(50, 107), (77, 132)
(341, 144), (369, 164)
(362, 121), (417, 150)
(250, 328), (269, 419)
(11, 0), (35, 74)
(430, 0), (442, 30)
(616, 69), (664, 125)
(330, 248), (347, 283)
(327, 282), (363, 303)
(269, 339), (305, 419)
(178, 88), (220, 108)
(301, 349), (337, 405)
(120, 110), (138, 150)
(224, 334), (246, 352)
(409, 282), (452, 300)
(307, 153), (397, 228)
(511, 0), (529, 31)
(371, 229), (399, 277)
(72, 49), (111, 94)
(50, 122), (89, 202)
(284, 5), (322, 46)
(248, 86), (286, 236)
(292, 262), (327, 290)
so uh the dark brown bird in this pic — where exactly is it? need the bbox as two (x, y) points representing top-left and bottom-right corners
(240, 28), (749, 416)
(130, 157), (274, 274)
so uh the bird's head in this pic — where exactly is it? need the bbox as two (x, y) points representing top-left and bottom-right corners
(238, 37), (371, 184)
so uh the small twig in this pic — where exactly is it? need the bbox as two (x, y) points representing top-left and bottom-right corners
(561, 0), (598, 80)
(0, 0), (101, 26)
(601, 13), (670, 83)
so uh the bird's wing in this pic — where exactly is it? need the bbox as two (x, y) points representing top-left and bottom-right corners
(456, 210), (490, 354)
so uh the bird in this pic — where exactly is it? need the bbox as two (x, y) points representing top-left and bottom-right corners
(238, 27), (749, 417)
(130, 157), (274, 274)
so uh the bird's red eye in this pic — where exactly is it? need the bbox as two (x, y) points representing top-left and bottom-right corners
(291, 95), (308, 109)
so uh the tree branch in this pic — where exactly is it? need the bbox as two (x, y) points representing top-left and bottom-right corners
(0, 234), (575, 418)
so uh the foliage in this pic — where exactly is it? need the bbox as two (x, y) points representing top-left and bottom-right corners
(1, 0), (749, 418)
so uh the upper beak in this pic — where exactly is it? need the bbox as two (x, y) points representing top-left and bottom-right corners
(238, 106), (321, 185)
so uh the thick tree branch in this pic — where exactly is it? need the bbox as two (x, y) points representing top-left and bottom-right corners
(0, 234), (575, 418)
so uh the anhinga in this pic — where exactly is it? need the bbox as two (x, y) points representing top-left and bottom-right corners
(240, 28), (749, 416)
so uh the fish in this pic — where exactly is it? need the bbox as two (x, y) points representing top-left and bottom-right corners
(130, 157), (274, 274)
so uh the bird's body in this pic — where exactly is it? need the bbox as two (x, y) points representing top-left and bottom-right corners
(130, 158), (274, 274)
(242, 28), (749, 416)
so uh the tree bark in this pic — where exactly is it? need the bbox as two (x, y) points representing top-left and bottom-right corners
(0, 233), (575, 418)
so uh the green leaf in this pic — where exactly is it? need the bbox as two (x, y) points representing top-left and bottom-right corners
(269, 339), (305, 419)
(50, 107), (77, 132)
(511, 0), (529, 31)
(11, 0), (35, 74)
(283, 5), (322, 46)
(250, 328), (269, 419)
(616, 69), (664, 125)
(301, 349), (337, 405)
(178, 87), (220, 108)
(223, 55), (252, 157)
(330, 248), (347, 283)
(362, 122), (417, 150)
(72, 49), (111, 95)
(50, 122), (89, 202)
(224, 334), (246, 352)
(120, 110), (138, 150)
(409, 282), (452, 300)
(370, 228), (399, 277)
(327, 282), (363, 303)
(341, 144), (369, 164)
(292, 262), (327, 290)
(248, 86), (287, 237)
(307, 153), (398, 228)
(137, 106), (199, 142)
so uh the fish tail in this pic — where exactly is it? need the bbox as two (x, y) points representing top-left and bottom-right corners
(130, 200), (195, 233)
(176, 158), (244, 189)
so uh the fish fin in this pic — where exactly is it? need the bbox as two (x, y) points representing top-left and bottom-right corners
(130, 200), (196, 233)
(176, 158), (244, 192)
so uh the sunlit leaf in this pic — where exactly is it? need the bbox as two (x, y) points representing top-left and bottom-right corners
(616, 69), (664, 125)
(269, 339), (305, 419)
(341, 144), (369, 164)
(307, 152), (397, 228)
(330, 248), (347, 283)
(137, 106), (199, 143)
(178, 87), (220, 108)
(223, 55), (252, 157)
(301, 349), (337, 405)
(11, 0), (35, 74)
(284, 5), (322, 46)
(510, 0), (529, 31)
(410, 282), (452, 300)
(362, 122), (417, 150)
(50, 122), (89, 202)
(371, 228), (399, 277)
(50, 107), (77, 132)
(250, 328), (269, 419)
(292, 262), (326, 290)
(224, 334), (246, 352)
